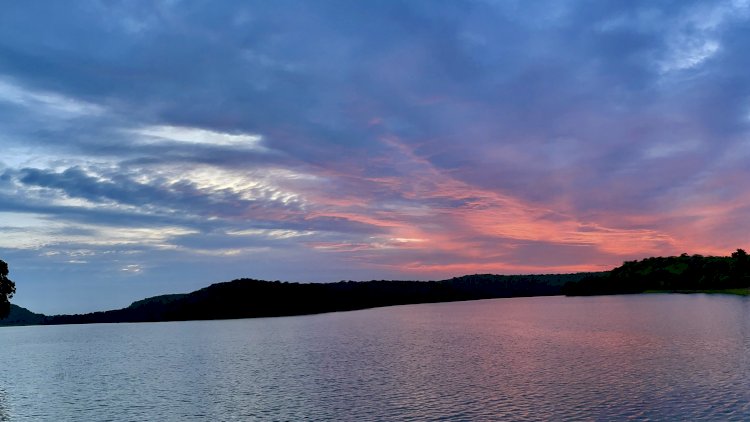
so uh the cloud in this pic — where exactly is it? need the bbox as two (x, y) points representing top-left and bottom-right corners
(0, 77), (104, 117)
(14, 165), (303, 218)
(130, 125), (265, 149)
(2, 0), (750, 313)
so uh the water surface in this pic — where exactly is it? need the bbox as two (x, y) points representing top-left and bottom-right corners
(0, 294), (748, 420)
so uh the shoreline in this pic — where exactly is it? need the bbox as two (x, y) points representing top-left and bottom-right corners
(643, 288), (750, 296)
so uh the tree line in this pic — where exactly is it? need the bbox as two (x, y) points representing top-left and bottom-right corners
(1, 250), (748, 325)
(563, 249), (750, 295)
(1, 272), (594, 325)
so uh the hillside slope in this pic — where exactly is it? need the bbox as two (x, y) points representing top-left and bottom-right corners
(1, 273), (595, 326)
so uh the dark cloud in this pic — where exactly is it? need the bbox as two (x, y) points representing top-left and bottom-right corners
(2, 166), (387, 240)
(15, 165), (297, 216)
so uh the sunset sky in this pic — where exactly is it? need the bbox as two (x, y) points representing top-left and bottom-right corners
(1, 0), (749, 314)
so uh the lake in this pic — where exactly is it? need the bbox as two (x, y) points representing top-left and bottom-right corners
(0, 294), (748, 420)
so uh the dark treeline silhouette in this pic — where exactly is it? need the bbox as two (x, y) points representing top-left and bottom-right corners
(1, 304), (45, 326)
(1, 273), (594, 326)
(563, 249), (750, 296)
(0, 260), (16, 319)
(2, 250), (748, 327)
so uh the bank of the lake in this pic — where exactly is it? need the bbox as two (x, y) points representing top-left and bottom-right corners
(3, 251), (748, 327)
(1, 273), (595, 326)
(644, 288), (750, 296)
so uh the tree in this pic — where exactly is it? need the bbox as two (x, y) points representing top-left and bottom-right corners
(0, 259), (16, 318)
(731, 249), (750, 285)
(731, 248), (748, 260)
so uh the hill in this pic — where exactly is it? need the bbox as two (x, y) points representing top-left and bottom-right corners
(563, 250), (750, 296)
(0, 273), (594, 326)
(4, 250), (747, 328)
(0, 304), (46, 326)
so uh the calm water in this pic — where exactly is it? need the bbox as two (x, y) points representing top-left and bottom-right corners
(0, 294), (749, 421)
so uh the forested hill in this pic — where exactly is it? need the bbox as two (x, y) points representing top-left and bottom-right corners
(4, 250), (747, 327)
(1, 304), (46, 326)
(0, 273), (594, 326)
(563, 250), (750, 296)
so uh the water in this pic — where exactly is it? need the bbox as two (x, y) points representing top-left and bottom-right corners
(0, 294), (749, 421)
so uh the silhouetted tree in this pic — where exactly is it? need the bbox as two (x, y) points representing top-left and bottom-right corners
(564, 250), (750, 296)
(731, 249), (749, 285)
(0, 259), (16, 318)
(732, 249), (748, 260)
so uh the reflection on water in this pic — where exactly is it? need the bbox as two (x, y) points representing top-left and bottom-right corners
(0, 294), (748, 420)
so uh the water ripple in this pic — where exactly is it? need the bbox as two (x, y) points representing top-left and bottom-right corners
(0, 294), (748, 420)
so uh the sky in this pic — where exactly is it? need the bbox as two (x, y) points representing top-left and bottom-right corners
(1, 0), (750, 314)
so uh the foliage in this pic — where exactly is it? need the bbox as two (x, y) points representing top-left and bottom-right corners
(563, 250), (750, 296)
(0, 259), (17, 318)
(8, 249), (749, 325)
(23, 273), (598, 325)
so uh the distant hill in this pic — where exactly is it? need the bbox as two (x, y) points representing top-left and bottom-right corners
(5, 251), (745, 328)
(0, 273), (596, 326)
(0, 304), (46, 326)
